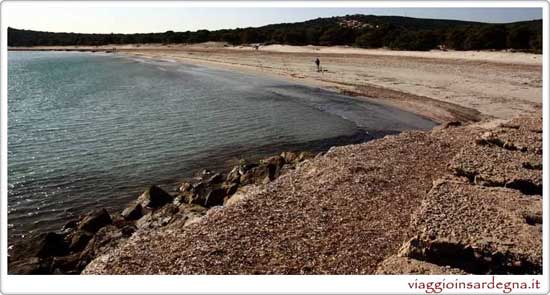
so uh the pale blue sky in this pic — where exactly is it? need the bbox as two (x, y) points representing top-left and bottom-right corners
(5, 6), (543, 34)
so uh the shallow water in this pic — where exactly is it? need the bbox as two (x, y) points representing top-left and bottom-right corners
(7, 51), (435, 244)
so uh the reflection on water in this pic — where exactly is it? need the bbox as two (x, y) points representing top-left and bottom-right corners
(8, 51), (435, 243)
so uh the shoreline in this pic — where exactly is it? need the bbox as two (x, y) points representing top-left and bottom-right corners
(7, 147), (331, 274)
(9, 44), (542, 123)
(8, 50), (437, 245)
(6, 124), (401, 248)
(9, 44), (542, 65)
(9, 111), (543, 275)
(8, 85), (417, 274)
(7, 46), (542, 275)
(81, 111), (541, 275)
(117, 50), (485, 124)
(135, 53), (482, 124)
(7, 122), (389, 246)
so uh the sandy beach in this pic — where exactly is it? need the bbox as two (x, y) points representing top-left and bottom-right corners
(13, 43), (542, 123)
(95, 43), (544, 123)
(7, 44), (543, 276)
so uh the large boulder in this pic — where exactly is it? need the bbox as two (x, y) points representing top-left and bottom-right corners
(190, 181), (207, 195)
(61, 219), (79, 233)
(280, 151), (298, 164)
(187, 186), (227, 208)
(8, 257), (52, 275)
(135, 204), (186, 229)
(226, 167), (241, 184)
(68, 230), (94, 252)
(11, 232), (69, 259)
(8, 232), (70, 274)
(222, 182), (239, 196)
(261, 155), (285, 180)
(121, 203), (143, 221)
(177, 204), (208, 227)
(238, 163), (258, 175)
(78, 225), (126, 268)
(174, 191), (194, 205)
(204, 188), (226, 207)
(205, 173), (224, 185)
(186, 175), (229, 207)
(240, 166), (269, 185)
(137, 185), (174, 209)
(50, 253), (82, 274)
(78, 208), (112, 233)
(224, 185), (262, 207)
(136, 204), (179, 229)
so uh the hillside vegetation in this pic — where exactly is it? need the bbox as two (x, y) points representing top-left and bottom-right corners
(8, 14), (542, 52)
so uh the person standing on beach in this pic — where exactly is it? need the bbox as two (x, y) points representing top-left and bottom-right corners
(315, 58), (320, 72)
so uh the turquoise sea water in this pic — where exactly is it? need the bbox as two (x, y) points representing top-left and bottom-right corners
(8, 51), (435, 244)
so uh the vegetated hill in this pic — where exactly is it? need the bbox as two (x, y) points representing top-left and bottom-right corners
(8, 14), (542, 52)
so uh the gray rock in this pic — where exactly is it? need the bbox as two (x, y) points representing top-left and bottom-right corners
(206, 173), (224, 185)
(204, 188), (226, 207)
(137, 185), (173, 209)
(222, 182), (239, 196)
(178, 182), (192, 192)
(121, 203), (143, 221)
(280, 151), (298, 164)
(69, 230), (94, 252)
(240, 166), (269, 185)
(8, 257), (52, 274)
(14, 232), (69, 259)
(79, 225), (125, 266)
(50, 253), (82, 274)
(226, 167), (241, 184)
(78, 208), (112, 233)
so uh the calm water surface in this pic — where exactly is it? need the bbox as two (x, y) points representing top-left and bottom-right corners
(8, 51), (435, 244)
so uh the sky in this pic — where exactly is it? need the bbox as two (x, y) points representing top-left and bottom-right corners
(4, 5), (543, 34)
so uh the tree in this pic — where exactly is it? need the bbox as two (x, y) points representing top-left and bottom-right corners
(479, 25), (507, 49)
(240, 29), (260, 44)
(355, 28), (385, 48)
(188, 30), (210, 43)
(319, 27), (356, 46)
(507, 25), (531, 49)
(445, 29), (467, 50)
(7, 17), (541, 52)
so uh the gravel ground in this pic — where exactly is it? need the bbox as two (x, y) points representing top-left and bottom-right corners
(84, 130), (464, 274)
(375, 255), (467, 275)
(84, 113), (541, 275)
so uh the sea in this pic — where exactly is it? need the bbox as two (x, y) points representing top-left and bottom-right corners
(7, 51), (436, 245)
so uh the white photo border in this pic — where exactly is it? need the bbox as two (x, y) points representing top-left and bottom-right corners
(0, 1), (548, 294)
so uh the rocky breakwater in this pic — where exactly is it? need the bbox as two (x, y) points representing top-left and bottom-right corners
(8, 151), (314, 274)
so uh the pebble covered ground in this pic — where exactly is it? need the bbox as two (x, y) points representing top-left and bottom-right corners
(84, 113), (542, 275)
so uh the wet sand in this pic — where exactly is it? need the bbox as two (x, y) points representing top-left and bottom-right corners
(12, 43), (542, 122)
